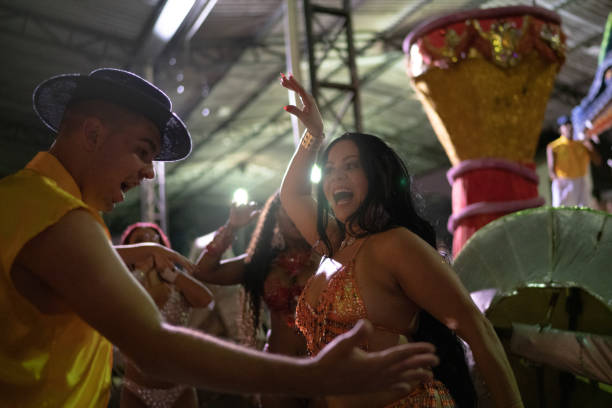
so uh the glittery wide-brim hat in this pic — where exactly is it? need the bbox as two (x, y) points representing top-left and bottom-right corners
(33, 68), (191, 161)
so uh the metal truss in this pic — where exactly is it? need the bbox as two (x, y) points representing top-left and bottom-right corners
(164, 0), (431, 199)
(303, 0), (362, 132)
(0, 5), (133, 63)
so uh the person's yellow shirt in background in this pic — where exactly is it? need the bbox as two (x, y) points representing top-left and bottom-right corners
(0, 152), (112, 408)
(548, 135), (590, 179)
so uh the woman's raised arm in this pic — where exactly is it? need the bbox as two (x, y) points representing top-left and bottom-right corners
(279, 73), (334, 247)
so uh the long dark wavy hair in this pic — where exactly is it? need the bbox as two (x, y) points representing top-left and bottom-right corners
(316, 132), (476, 407)
(242, 192), (284, 332)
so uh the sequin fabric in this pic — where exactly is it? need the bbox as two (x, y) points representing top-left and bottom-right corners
(131, 269), (191, 326)
(124, 271), (192, 403)
(123, 378), (188, 408)
(295, 258), (456, 407)
(405, 11), (565, 165)
(160, 286), (191, 326)
(406, 14), (565, 77)
(295, 260), (368, 355)
(412, 52), (559, 165)
(386, 380), (456, 408)
(263, 247), (316, 328)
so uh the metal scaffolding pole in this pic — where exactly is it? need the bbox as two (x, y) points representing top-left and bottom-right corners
(140, 64), (168, 233)
(284, 0), (305, 147)
(303, 0), (362, 132)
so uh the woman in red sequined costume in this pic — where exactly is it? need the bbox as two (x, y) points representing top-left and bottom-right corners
(279, 73), (523, 408)
(119, 222), (214, 408)
(194, 192), (320, 408)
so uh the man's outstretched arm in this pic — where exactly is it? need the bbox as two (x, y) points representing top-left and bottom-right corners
(14, 209), (438, 396)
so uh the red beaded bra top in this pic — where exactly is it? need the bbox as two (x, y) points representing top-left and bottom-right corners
(262, 247), (318, 328)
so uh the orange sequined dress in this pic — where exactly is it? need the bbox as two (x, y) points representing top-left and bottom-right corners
(295, 254), (456, 408)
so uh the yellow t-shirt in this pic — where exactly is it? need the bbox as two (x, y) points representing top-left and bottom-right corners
(0, 152), (112, 407)
(548, 136), (590, 179)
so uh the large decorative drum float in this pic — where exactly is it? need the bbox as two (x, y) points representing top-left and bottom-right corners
(403, 6), (566, 255)
(454, 207), (612, 407)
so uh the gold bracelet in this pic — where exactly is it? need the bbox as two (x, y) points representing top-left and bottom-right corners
(300, 130), (324, 151)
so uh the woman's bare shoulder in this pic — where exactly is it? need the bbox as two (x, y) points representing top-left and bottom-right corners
(368, 227), (423, 249)
(363, 228), (436, 269)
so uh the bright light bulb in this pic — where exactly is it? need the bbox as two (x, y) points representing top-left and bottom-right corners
(310, 164), (321, 183)
(232, 188), (248, 206)
(195, 232), (214, 248)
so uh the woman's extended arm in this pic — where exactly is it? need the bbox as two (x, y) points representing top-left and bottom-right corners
(15, 209), (439, 396)
(382, 228), (523, 408)
(172, 271), (214, 308)
(193, 253), (246, 286)
(193, 202), (258, 285)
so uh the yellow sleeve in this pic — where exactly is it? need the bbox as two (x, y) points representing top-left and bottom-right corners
(0, 169), (94, 274)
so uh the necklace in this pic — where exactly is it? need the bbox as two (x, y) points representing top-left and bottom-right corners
(339, 235), (356, 251)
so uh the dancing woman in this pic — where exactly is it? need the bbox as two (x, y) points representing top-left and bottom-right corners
(194, 193), (320, 407)
(279, 73), (523, 408)
(119, 222), (213, 408)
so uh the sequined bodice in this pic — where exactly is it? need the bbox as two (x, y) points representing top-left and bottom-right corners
(161, 286), (191, 326)
(132, 269), (191, 326)
(294, 249), (455, 407)
(262, 248), (316, 327)
(295, 258), (368, 355)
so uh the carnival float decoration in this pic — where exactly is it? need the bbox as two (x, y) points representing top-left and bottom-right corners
(454, 207), (612, 407)
(404, 7), (612, 406)
(572, 13), (612, 140)
(403, 6), (565, 255)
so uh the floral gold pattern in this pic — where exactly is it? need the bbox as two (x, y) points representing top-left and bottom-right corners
(407, 14), (565, 77)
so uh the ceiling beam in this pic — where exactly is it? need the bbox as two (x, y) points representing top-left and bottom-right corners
(167, 49), (415, 204)
(167, 66), (286, 176)
(0, 5), (133, 63)
(169, 0), (428, 176)
(166, 1), (437, 195)
(174, 6), (287, 120)
(170, 126), (290, 205)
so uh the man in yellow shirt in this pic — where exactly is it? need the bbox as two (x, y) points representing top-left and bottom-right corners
(0, 68), (437, 407)
(546, 115), (600, 206)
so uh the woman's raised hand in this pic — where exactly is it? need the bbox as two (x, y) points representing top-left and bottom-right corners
(228, 201), (260, 229)
(280, 73), (324, 138)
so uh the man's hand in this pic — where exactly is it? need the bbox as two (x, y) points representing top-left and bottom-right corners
(312, 320), (438, 396)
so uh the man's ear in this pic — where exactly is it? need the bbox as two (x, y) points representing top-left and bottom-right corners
(81, 117), (105, 151)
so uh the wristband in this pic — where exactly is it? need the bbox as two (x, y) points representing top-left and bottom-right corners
(205, 224), (235, 257)
(300, 130), (324, 151)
